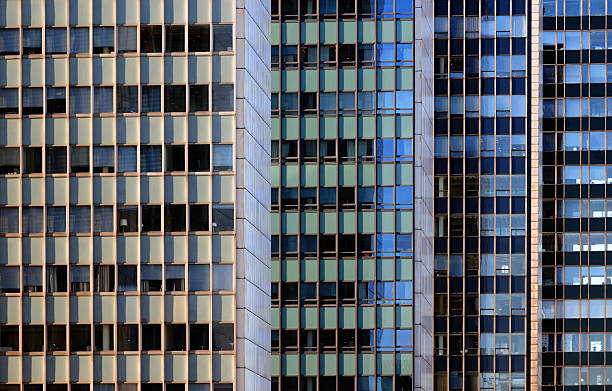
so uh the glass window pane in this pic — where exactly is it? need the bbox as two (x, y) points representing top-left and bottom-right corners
(140, 145), (162, 172)
(212, 84), (234, 112)
(70, 87), (91, 114)
(142, 85), (161, 112)
(94, 86), (113, 113)
(213, 25), (233, 52)
(118, 146), (137, 172)
(0, 207), (19, 233)
(94, 206), (113, 233)
(70, 206), (91, 233)
(118, 26), (137, 53)
(47, 206), (66, 233)
(117, 86), (138, 113)
(23, 28), (42, 54)
(0, 29), (19, 54)
(70, 27), (89, 54)
(213, 145), (232, 171)
(93, 27), (114, 54)
(188, 265), (210, 291)
(22, 207), (43, 233)
(46, 28), (67, 54)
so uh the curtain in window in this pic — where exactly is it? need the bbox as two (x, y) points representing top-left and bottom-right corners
(117, 86), (138, 113)
(0, 207), (18, 233)
(140, 146), (162, 172)
(46, 28), (67, 54)
(0, 267), (19, 292)
(93, 27), (114, 52)
(165, 265), (185, 291)
(118, 265), (137, 291)
(141, 265), (161, 292)
(47, 206), (66, 233)
(70, 28), (89, 54)
(212, 145), (232, 171)
(141, 86), (161, 112)
(118, 146), (137, 172)
(118, 26), (137, 52)
(69, 206), (91, 233)
(70, 146), (89, 171)
(23, 29), (42, 51)
(24, 267), (42, 291)
(22, 88), (43, 108)
(94, 265), (113, 292)
(0, 89), (18, 112)
(46, 266), (62, 293)
(22, 206), (43, 233)
(93, 146), (114, 170)
(46, 147), (67, 173)
(0, 30), (19, 54)
(94, 86), (113, 113)
(70, 87), (91, 114)
(70, 266), (90, 292)
(94, 206), (113, 233)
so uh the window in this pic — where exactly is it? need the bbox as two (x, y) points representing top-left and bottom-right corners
(23, 266), (42, 292)
(94, 325), (114, 351)
(165, 204), (186, 232)
(94, 265), (115, 292)
(141, 205), (161, 231)
(0, 29), (19, 54)
(24, 147), (42, 173)
(0, 266), (19, 293)
(0, 207), (18, 233)
(117, 86), (138, 113)
(141, 265), (162, 292)
(118, 206), (138, 232)
(190, 324), (209, 350)
(141, 25), (162, 53)
(118, 26), (137, 53)
(0, 88), (18, 114)
(70, 266), (90, 292)
(213, 145), (232, 171)
(213, 264), (233, 290)
(23, 28), (42, 55)
(70, 87), (91, 114)
(212, 84), (234, 112)
(70, 27), (89, 54)
(93, 27), (114, 54)
(46, 28), (67, 54)
(47, 325), (66, 351)
(166, 265), (185, 291)
(189, 85), (209, 111)
(70, 324), (91, 351)
(188, 25), (210, 52)
(140, 145), (162, 172)
(189, 204), (209, 231)
(188, 265), (210, 291)
(22, 87), (43, 114)
(165, 85), (186, 112)
(94, 206), (113, 232)
(70, 206), (91, 233)
(0, 147), (19, 174)
(142, 324), (161, 350)
(166, 324), (186, 351)
(212, 323), (234, 351)
(22, 325), (43, 351)
(94, 86), (113, 113)
(166, 25), (185, 52)
(46, 146), (67, 173)
(118, 265), (137, 292)
(118, 146), (137, 172)
(117, 324), (138, 351)
(71, 146), (90, 172)
(0, 326), (19, 351)
(142, 86), (161, 112)
(212, 205), (234, 232)
(93, 146), (114, 173)
(22, 206), (43, 233)
(188, 144), (210, 171)
(166, 145), (185, 171)
(213, 25), (233, 52)
(47, 206), (66, 233)
(47, 87), (66, 114)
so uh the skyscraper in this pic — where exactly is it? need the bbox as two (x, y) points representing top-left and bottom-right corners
(269, 0), (432, 390)
(0, 1), (270, 391)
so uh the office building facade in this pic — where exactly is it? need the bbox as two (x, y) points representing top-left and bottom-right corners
(270, 0), (432, 390)
(0, 1), (270, 391)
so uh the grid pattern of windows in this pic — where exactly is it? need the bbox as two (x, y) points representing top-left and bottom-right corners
(540, 0), (612, 389)
(270, 1), (414, 390)
(433, 0), (530, 390)
(0, 1), (239, 390)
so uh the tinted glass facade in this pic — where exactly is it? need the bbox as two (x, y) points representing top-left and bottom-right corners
(433, 0), (531, 390)
(0, 1), (271, 391)
(269, 0), (427, 390)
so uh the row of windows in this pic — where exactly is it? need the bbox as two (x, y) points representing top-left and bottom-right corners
(271, 375), (413, 391)
(0, 384), (229, 391)
(271, 328), (412, 351)
(543, 0), (612, 17)
(0, 323), (234, 352)
(434, 16), (528, 39)
(273, 91), (413, 114)
(272, 43), (413, 68)
(0, 204), (235, 234)
(434, 0), (526, 16)
(272, 138), (412, 161)
(0, 263), (232, 294)
(272, 0), (414, 18)
(0, 85), (234, 115)
(0, 25), (232, 55)
(271, 233), (413, 255)
(0, 144), (232, 174)
(272, 280), (412, 302)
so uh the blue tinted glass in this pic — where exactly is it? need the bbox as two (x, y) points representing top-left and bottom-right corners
(396, 329), (412, 346)
(376, 282), (394, 299)
(396, 234), (412, 253)
(396, 139), (412, 156)
(377, 139), (394, 157)
(396, 186), (413, 206)
(377, 234), (395, 252)
(377, 0), (394, 13)
(377, 187), (393, 205)
(396, 281), (413, 300)
(376, 329), (394, 347)
(377, 43), (394, 62)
